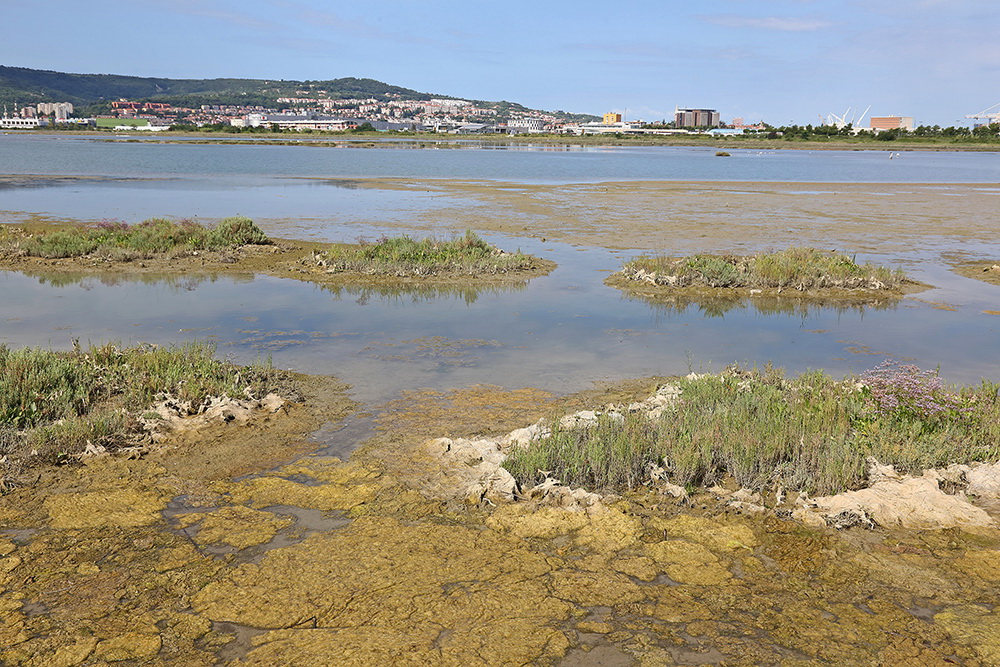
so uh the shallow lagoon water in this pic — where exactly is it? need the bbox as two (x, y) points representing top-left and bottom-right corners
(2, 235), (997, 407)
(4, 133), (1000, 183)
(1, 134), (999, 408)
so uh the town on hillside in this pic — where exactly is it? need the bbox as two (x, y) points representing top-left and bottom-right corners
(0, 98), (950, 137)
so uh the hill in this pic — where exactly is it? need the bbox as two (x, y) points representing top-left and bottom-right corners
(0, 65), (597, 122)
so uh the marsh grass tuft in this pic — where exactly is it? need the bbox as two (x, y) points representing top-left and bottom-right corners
(17, 216), (270, 259)
(621, 247), (907, 291)
(503, 364), (1000, 496)
(0, 341), (280, 489)
(313, 230), (536, 277)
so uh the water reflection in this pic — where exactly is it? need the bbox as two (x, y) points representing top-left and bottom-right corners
(22, 270), (252, 291)
(617, 290), (902, 319)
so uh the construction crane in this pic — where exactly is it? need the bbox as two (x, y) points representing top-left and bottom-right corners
(823, 105), (870, 129)
(966, 103), (1000, 122)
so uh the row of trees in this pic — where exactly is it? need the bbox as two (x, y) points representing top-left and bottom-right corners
(763, 123), (1000, 141)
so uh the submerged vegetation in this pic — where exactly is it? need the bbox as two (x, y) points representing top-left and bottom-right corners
(618, 247), (907, 291)
(0, 342), (280, 489)
(10, 216), (270, 260)
(503, 363), (1000, 496)
(311, 230), (538, 277)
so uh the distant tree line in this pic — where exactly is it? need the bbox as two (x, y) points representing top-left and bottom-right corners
(763, 123), (1000, 142)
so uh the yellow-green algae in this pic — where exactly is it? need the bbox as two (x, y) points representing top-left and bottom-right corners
(4, 382), (1000, 665)
(44, 487), (168, 529)
(222, 457), (382, 511)
(935, 605), (1000, 664)
(194, 516), (573, 666)
(175, 505), (295, 550)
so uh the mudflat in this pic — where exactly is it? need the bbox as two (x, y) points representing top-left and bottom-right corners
(299, 179), (993, 253)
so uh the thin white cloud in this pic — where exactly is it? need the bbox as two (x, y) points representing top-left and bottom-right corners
(704, 15), (832, 31)
(161, 0), (283, 31)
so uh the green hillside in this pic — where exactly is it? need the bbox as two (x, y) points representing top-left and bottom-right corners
(0, 66), (434, 112)
(0, 66), (598, 122)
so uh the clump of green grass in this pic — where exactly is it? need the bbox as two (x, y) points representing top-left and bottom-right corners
(17, 216), (270, 259)
(621, 247), (907, 291)
(503, 364), (1000, 496)
(313, 230), (536, 277)
(0, 341), (280, 489)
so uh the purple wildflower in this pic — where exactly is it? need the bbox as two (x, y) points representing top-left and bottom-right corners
(860, 360), (967, 422)
(94, 219), (129, 232)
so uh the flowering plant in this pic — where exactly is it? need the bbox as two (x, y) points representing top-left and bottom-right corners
(859, 360), (967, 424)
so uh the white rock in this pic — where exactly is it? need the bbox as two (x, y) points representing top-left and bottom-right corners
(967, 462), (1000, 499)
(259, 393), (286, 413)
(659, 482), (688, 499)
(866, 457), (903, 483)
(559, 411), (601, 430)
(806, 471), (993, 530)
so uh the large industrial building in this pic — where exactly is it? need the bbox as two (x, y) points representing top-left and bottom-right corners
(674, 107), (721, 128)
(870, 116), (915, 131)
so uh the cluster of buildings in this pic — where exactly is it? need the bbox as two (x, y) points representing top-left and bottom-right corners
(564, 108), (733, 136)
(239, 96), (564, 134)
(0, 97), (925, 136)
(0, 95), (567, 133)
(1, 102), (78, 128)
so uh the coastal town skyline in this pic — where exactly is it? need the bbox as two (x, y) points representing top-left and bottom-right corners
(2, 1), (997, 128)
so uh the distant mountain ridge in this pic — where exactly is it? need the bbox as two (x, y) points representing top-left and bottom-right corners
(0, 65), (597, 122)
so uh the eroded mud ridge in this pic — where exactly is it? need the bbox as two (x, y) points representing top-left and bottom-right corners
(2, 381), (1000, 666)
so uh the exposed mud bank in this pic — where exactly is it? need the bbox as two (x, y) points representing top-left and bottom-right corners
(949, 259), (1000, 288)
(5, 378), (1000, 665)
(348, 179), (1000, 258)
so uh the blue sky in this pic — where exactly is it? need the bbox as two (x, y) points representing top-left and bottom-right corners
(3, 0), (997, 126)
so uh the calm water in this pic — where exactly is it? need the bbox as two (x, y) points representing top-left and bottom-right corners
(1, 133), (998, 407)
(3, 133), (1000, 183)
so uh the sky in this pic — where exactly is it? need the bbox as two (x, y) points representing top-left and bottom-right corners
(2, 0), (997, 127)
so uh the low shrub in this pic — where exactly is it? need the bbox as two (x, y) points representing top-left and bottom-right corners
(210, 216), (270, 246)
(314, 230), (535, 277)
(17, 216), (270, 259)
(503, 363), (1000, 496)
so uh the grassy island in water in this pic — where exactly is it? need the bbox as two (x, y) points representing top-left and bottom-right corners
(615, 247), (908, 291)
(309, 230), (538, 277)
(9, 216), (270, 260)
